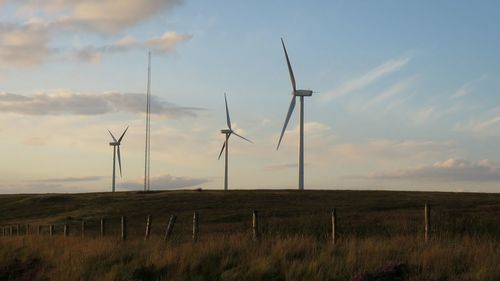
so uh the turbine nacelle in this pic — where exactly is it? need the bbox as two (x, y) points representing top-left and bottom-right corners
(293, 90), (313, 96)
(220, 129), (232, 134)
(109, 142), (119, 146)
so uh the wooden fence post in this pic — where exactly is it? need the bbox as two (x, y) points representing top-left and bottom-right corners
(164, 215), (177, 241)
(425, 203), (431, 243)
(9, 225), (13, 237)
(81, 220), (86, 238)
(26, 224), (30, 235)
(192, 212), (199, 242)
(100, 217), (106, 237)
(252, 210), (259, 241)
(121, 216), (127, 241)
(64, 223), (69, 237)
(37, 225), (41, 235)
(331, 209), (337, 245)
(49, 225), (54, 237)
(16, 224), (20, 236)
(144, 215), (152, 241)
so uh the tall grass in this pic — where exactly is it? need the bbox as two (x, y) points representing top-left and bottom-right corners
(0, 234), (498, 281)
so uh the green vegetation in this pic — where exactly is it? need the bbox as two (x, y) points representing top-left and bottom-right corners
(0, 190), (499, 280)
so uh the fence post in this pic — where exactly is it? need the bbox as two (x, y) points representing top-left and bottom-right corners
(252, 210), (259, 241)
(425, 203), (431, 243)
(100, 217), (106, 237)
(331, 209), (337, 245)
(9, 225), (13, 237)
(37, 225), (41, 235)
(144, 215), (152, 241)
(64, 223), (69, 237)
(16, 224), (20, 236)
(26, 224), (30, 235)
(192, 212), (199, 242)
(81, 220), (86, 238)
(49, 225), (54, 237)
(164, 215), (177, 241)
(121, 216), (127, 241)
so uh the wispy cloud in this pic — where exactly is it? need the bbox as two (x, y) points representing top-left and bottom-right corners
(361, 77), (415, 111)
(0, 91), (202, 117)
(264, 163), (297, 171)
(453, 105), (500, 136)
(35, 176), (104, 183)
(332, 139), (454, 160)
(76, 32), (192, 63)
(322, 55), (412, 101)
(122, 174), (209, 190)
(367, 159), (500, 182)
(411, 106), (434, 125)
(451, 74), (487, 99)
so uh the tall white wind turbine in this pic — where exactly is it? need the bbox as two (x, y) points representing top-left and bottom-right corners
(218, 93), (252, 191)
(276, 38), (314, 191)
(108, 126), (129, 192)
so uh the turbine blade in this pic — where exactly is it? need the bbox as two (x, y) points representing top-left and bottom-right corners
(277, 96), (296, 150)
(218, 141), (226, 160)
(108, 130), (117, 142)
(117, 146), (122, 177)
(224, 93), (231, 130)
(118, 126), (129, 143)
(232, 131), (253, 143)
(281, 38), (296, 92)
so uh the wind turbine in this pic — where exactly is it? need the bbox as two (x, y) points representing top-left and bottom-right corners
(218, 93), (252, 191)
(108, 126), (129, 193)
(276, 38), (314, 191)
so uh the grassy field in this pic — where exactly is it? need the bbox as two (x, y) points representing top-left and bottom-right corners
(0, 190), (499, 280)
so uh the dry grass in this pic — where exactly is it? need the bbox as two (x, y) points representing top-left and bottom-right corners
(0, 190), (498, 280)
(0, 234), (498, 281)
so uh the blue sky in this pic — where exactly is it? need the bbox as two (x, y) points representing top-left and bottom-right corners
(0, 0), (499, 193)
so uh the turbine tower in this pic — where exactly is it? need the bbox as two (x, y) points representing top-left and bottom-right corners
(108, 126), (129, 192)
(218, 93), (252, 191)
(276, 38), (314, 191)
(144, 51), (152, 192)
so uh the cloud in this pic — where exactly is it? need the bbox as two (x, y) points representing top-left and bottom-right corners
(35, 176), (104, 183)
(264, 163), (297, 171)
(0, 1), (189, 65)
(121, 174), (209, 190)
(76, 32), (192, 63)
(19, 0), (183, 34)
(451, 74), (487, 99)
(0, 91), (202, 117)
(454, 107), (500, 136)
(323, 55), (412, 101)
(0, 19), (55, 66)
(146, 32), (192, 53)
(367, 158), (500, 182)
(332, 139), (454, 161)
(412, 106), (434, 125)
(360, 77), (415, 111)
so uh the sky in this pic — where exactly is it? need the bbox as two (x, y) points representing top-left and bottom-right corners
(0, 0), (500, 193)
